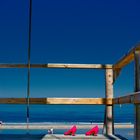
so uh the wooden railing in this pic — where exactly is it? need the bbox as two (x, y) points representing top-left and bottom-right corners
(113, 44), (140, 69)
(113, 92), (140, 104)
(0, 44), (140, 139)
(0, 98), (112, 105)
(0, 63), (112, 69)
(0, 92), (139, 105)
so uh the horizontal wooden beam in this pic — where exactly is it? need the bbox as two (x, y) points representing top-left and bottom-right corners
(0, 63), (113, 69)
(113, 44), (140, 69)
(113, 92), (140, 104)
(46, 64), (113, 69)
(0, 94), (139, 105)
(0, 98), (112, 105)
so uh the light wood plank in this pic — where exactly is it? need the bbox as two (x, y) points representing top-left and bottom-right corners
(47, 64), (113, 69)
(113, 44), (140, 69)
(0, 98), (112, 105)
(104, 69), (114, 135)
(0, 63), (113, 69)
(0, 93), (139, 105)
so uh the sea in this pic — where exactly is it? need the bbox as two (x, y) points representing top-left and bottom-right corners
(0, 104), (135, 139)
(0, 104), (134, 123)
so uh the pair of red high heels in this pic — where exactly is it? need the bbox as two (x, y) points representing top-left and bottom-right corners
(64, 125), (99, 136)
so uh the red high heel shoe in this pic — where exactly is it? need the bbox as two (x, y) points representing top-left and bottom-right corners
(85, 125), (99, 136)
(64, 125), (77, 136)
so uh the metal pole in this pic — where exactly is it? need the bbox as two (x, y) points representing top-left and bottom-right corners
(27, 0), (32, 130)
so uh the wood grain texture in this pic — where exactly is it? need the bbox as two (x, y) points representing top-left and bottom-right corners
(113, 44), (140, 69)
(113, 92), (140, 104)
(0, 63), (113, 69)
(134, 50), (140, 140)
(0, 98), (113, 105)
(105, 69), (114, 135)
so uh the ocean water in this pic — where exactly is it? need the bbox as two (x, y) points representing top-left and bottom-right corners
(0, 104), (134, 123)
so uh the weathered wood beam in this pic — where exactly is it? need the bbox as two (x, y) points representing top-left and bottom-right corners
(0, 98), (46, 104)
(0, 63), (113, 69)
(113, 44), (140, 69)
(47, 64), (113, 69)
(0, 98), (112, 105)
(104, 69), (114, 135)
(0, 64), (28, 68)
(46, 98), (112, 105)
(1, 93), (140, 105)
(113, 92), (140, 104)
(134, 50), (140, 140)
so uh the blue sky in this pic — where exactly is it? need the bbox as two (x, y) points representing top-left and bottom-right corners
(0, 0), (139, 98)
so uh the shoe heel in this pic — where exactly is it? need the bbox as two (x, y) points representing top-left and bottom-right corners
(71, 129), (76, 136)
(64, 125), (77, 136)
(72, 132), (76, 136)
(85, 125), (99, 136)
